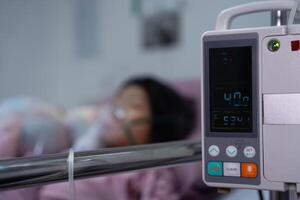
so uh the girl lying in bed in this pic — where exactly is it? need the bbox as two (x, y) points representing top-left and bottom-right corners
(0, 76), (216, 200)
(40, 76), (217, 200)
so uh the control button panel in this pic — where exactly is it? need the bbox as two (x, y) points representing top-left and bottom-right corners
(208, 145), (220, 157)
(207, 162), (223, 176)
(226, 145), (238, 157)
(207, 162), (258, 178)
(207, 145), (256, 159)
(204, 134), (260, 184)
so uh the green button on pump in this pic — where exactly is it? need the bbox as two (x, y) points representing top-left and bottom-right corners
(207, 161), (223, 176)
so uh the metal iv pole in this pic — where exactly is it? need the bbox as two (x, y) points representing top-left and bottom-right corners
(270, 5), (299, 200)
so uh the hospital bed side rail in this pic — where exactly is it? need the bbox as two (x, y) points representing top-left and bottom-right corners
(0, 140), (201, 190)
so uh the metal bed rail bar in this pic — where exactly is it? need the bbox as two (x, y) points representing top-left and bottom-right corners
(0, 140), (201, 190)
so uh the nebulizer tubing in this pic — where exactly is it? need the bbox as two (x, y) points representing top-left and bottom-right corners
(123, 118), (150, 145)
(33, 133), (46, 155)
(113, 102), (182, 145)
(123, 115), (179, 145)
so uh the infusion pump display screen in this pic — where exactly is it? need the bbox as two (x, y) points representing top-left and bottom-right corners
(209, 46), (252, 132)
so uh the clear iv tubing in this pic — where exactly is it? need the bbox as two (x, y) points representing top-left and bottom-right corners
(33, 133), (47, 155)
(287, 0), (300, 33)
(68, 148), (76, 200)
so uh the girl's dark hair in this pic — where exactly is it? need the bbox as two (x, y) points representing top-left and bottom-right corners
(122, 76), (196, 143)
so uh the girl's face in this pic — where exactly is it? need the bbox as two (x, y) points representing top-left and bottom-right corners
(103, 85), (152, 147)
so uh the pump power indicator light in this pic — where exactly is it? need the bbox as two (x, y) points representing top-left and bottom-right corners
(268, 39), (280, 52)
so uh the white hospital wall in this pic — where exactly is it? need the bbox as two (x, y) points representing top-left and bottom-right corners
(0, 0), (269, 107)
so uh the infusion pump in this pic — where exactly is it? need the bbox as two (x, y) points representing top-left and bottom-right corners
(201, 1), (300, 192)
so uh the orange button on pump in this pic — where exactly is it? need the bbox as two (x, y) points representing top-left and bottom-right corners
(241, 163), (257, 178)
